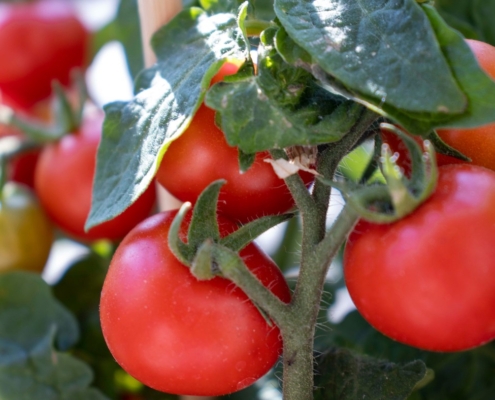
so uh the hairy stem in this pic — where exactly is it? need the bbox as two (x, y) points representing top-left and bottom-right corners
(280, 109), (377, 400)
(280, 205), (359, 400)
(213, 245), (291, 328)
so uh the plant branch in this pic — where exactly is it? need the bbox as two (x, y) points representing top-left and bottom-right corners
(294, 203), (359, 318)
(279, 204), (359, 400)
(275, 116), (370, 399)
(211, 243), (291, 328)
(312, 108), (379, 223)
(314, 203), (359, 272)
(270, 148), (316, 216)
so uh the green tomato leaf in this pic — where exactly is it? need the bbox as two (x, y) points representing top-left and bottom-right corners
(314, 348), (428, 400)
(422, 5), (495, 129)
(115, 0), (144, 79)
(249, 0), (276, 21)
(328, 311), (495, 400)
(434, 0), (480, 40)
(238, 149), (256, 172)
(274, 0), (467, 115)
(53, 254), (119, 399)
(206, 28), (363, 153)
(0, 330), (108, 400)
(87, 8), (247, 230)
(0, 272), (78, 352)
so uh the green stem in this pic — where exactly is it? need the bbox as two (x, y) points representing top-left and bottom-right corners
(270, 148), (316, 216)
(220, 111), (378, 399)
(281, 204), (359, 400)
(209, 205), (359, 400)
(281, 110), (377, 400)
(212, 244), (290, 328)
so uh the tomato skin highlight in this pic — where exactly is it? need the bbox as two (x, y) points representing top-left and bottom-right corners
(0, 0), (89, 109)
(344, 164), (495, 352)
(0, 182), (53, 273)
(100, 210), (291, 396)
(157, 104), (313, 223)
(34, 109), (156, 242)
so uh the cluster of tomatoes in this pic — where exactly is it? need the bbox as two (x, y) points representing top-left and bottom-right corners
(0, 2), (303, 395)
(99, 62), (315, 396)
(0, 0), (157, 271)
(345, 39), (495, 352)
(4, 0), (495, 397)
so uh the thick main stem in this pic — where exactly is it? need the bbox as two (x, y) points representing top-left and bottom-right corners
(281, 326), (315, 400)
(281, 205), (359, 400)
(279, 110), (377, 400)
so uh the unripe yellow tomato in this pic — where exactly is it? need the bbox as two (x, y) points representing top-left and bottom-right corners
(0, 182), (53, 272)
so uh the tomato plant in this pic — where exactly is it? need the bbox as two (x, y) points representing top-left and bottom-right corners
(0, 0), (89, 110)
(157, 103), (314, 223)
(100, 210), (291, 396)
(0, 181), (53, 273)
(34, 108), (156, 242)
(3, 1), (495, 400)
(344, 164), (495, 352)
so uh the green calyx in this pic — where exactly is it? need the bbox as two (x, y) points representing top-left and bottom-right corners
(168, 180), (294, 273)
(322, 123), (438, 224)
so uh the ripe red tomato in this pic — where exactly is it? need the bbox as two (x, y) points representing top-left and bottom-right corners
(34, 108), (156, 242)
(0, 0), (89, 109)
(380, 128), (458, 177)
(0, 122), (41, 190)
(210, 60), (242, 86)
(434, 40), (495, 172)
(100, 210), (291, 396)
(7, 149), (41, 190)
(344, 164), (495, 351)
(157, 106), (314, 223)
(157, 61), (313, 223)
